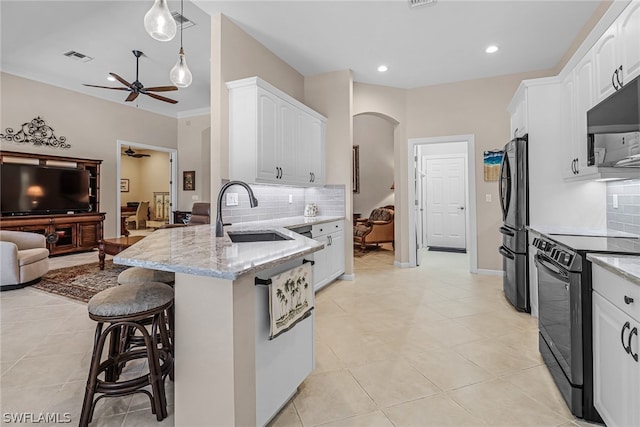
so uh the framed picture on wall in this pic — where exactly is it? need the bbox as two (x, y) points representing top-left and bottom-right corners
(183, 171), (195, 191)
(352, 145), (360, 193)
(120, 179), (129, 192)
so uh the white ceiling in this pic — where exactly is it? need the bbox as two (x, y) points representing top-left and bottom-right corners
(1, 1), (602, 118)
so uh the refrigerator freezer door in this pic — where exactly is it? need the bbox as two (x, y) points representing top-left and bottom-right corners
(499, 244), (530, 312)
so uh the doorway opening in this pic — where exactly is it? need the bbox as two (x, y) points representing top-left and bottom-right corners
(407, 135), (477, 273)
(116, 140), (178, 237)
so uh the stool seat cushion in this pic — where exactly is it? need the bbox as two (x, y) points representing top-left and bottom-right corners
(88, 282), (174, 318)
(118, 267), (175, 285)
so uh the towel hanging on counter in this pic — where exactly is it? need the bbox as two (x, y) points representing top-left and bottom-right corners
(268, 262), (314, 339)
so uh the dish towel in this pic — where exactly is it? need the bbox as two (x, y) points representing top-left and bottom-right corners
(268, 262), (314, 339)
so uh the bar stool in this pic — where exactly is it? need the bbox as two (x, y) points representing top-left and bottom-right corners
(79, 282), (174, 427)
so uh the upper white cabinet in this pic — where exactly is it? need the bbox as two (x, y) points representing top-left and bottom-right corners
(508, 85), (528, 139)
(571, 52), (599, 178)
(227, 77), (327, 186)
(594, 1), (640, 104)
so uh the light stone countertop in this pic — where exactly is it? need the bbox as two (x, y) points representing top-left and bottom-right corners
(113, 216), (344, 280)
(528, 225), (639, 238)
(587, 254), (640, 286)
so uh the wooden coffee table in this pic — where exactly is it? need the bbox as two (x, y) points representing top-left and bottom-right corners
(98, 236), (145, 270)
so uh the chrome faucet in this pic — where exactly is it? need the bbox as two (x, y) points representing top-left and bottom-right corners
(215, 180), (258, 237)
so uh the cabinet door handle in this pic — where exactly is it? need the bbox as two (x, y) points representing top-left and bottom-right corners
(616, 65), (624, 89)
(612, 69), (619, 91)
(629, 327), (638, 362)
(624, 295), (635, 305)
(311, 172), (315, 182)
(310, 172), (313, 183)
(622, 321), (631, 353)
(574, 158), (579, 174)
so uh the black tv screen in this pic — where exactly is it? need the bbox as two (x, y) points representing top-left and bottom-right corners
(1, 163), (90, 215)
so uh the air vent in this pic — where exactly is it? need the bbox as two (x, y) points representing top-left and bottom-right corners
(63, 50), (93, 63)
(171, 12), (196, 29)
(409, 0), (436, 7)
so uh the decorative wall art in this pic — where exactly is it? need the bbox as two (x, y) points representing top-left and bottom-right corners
(183, 171), (195, 191)
(0, 116), (71, 149)
(352, 145), (360, 193)
(120, 179), (130, 192)
(483, 150), (504, 181)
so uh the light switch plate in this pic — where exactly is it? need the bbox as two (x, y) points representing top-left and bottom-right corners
(226, 193), (238, 206)
(613, 194), (619, 209)
(485, 194), (492, 202)
(192, 195), (199, 200)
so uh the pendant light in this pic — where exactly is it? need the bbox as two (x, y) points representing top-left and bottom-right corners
(169, 0), (192, 88)
(144, 0), (177, 42)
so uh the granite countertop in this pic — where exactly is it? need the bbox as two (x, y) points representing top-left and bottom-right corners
(587, 254), (640, 286)
(113, 216), (344, 280)
(528, 225), (639, 238)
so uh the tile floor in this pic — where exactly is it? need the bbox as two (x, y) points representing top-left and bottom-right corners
(1, 245), (597, 426)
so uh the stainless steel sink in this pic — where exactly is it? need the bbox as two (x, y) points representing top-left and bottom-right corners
(227, 230), (292, 243)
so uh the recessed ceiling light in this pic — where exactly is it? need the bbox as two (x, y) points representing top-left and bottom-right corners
(107, 75), (116, 82)
(377, 65), (388, 73)
(485, 45), (499, 54)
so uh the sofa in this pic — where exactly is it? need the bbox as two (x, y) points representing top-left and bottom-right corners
(353, 206), (395, 251)
(0, 230), (50, 290)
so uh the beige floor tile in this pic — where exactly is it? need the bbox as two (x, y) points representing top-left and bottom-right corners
(449, 378), (571, 427)
(323, 333), (400, 367)
(453, 311), (530, 339)
(25, 329), (95, 358)
(1, 351), (88, 389)
(293, 370), (376, 426)
(90, 413), (126, 427)
(416, 318), (484, 348)
(317, 410), (395, 427)
(312, 341), (345, 375)
(383, 393), (485, 427)
(349, 359), (440, 407)
(0, 384), (62, 415)
(403, 347), (494, 391)
(121, 405), (174, 426)
(268, 401), (302, 427)
(501, 365), (574, 419)
(453, 338), (541, 376)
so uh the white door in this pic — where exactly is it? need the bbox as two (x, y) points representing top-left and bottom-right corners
(424, 156), (466, 250)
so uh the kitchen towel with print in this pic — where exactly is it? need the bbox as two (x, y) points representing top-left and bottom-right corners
(268, 262), (314, 339)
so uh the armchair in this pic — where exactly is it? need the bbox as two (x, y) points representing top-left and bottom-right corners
(160, 202), (211, 229)
(0, 230), (50, 290)
(353, 207), (395, 251)
(125, 200), (150, 230)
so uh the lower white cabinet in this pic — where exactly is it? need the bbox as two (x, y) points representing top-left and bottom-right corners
(592, 265), (640, 427)
(311, 220), (345, 291)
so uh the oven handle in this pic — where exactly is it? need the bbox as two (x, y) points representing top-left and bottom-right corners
(499, 226), (515, 237)
(534, 254), (569, 281)
(499, 246), (515, 260)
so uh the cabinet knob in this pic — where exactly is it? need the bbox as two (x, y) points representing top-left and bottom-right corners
(624, 296), (635, 304)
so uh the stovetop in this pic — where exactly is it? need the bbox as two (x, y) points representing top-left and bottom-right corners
(547, 234), (640, 254)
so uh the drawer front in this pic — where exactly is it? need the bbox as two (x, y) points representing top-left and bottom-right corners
(592, 264), (640, 321)
(311, 220), (343, 237)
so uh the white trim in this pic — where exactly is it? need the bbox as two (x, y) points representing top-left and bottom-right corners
(407, 134), (478, 274)
(477, 269), (505, 276)
(116, 140), (178, 236)
(339, 273), (355, 281)
(176, 107), (211, 119)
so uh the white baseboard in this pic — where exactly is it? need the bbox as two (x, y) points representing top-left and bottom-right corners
(339, 273), (355, 281)
(394, 261), (411, 268)
(477, 269), (505, 276)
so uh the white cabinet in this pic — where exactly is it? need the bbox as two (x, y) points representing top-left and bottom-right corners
(508, 85), (528, 139)
(592, 264), (640, 427)
(227, 77), (327, 186)
(311, 220), (345, 291)
(594, 1), (640, 104)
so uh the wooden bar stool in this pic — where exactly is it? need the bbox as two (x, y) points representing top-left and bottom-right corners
(79, 282), (174, 427)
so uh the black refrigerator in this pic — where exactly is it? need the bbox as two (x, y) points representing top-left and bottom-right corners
(498, 135), (529, 312)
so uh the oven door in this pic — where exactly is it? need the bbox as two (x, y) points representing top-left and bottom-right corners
(535, 253), (583, 385)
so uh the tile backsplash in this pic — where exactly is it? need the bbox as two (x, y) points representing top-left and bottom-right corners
(607, 179), (640, 235)
(221, 183), (345, 225)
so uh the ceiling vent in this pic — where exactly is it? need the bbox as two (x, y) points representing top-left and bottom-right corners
(409, 0), (437, 8)
(171, 12), (196, 30)
(63, 50), (93, 63)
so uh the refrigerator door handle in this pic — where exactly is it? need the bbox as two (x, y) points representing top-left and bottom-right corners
(498, 154), (511, 221)
(499, 245), (515, 260)
(499, 226), (515, 236)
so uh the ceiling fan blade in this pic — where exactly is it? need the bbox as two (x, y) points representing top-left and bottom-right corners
(146, 92), (178, 104)
(144, 86), (178, 92)
(125, 92), (139, 102)
(109, 73), (132, 88)
(83, 84), (129, 90)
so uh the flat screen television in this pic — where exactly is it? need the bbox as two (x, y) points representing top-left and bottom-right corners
(1, 163), (91, 215)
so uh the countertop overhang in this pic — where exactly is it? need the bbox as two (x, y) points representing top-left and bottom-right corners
(114, 216), (343, 280)
(587, 254), (640, 285)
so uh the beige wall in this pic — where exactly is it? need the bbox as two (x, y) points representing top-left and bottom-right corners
(211, 14), (305, 200)
(0, 72), (178, 237)
(177, 114), (211, 210)
(353, 114), (395, 217)
(304, 70), (354, 276)
(120, 155), (144, 204)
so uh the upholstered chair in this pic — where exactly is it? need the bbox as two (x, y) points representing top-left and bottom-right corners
(0, 230), (50, 290)
(125, 200), (150, 230)
(189, 203), (211, 225)
(353, 206), (395, 251)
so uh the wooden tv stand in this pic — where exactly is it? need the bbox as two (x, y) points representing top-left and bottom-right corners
(0, 213), (106, 256)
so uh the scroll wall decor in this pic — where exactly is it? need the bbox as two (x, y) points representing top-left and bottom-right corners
(0, 116), (70, 149)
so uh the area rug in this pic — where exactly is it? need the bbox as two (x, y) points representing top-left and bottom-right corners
(32, 261), (128, 303)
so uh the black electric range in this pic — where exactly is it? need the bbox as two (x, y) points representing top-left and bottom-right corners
(532, 231), (639, 422)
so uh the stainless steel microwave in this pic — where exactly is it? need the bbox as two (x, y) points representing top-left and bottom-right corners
(587, 74), (640, 167)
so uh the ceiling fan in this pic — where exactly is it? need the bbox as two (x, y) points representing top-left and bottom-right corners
(123, 146), (150, 158)
(83, 50), (178, 104)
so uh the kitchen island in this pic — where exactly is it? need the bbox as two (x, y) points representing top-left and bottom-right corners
(114, 224), (324, 426)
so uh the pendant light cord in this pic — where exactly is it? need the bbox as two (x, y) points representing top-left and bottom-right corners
(180, 0), (184, 50)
